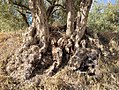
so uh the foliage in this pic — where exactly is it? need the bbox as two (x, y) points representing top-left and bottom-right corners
(0, 0), (119, 32)
(0, 1), (26, 32)
(88, 0), (119, 32)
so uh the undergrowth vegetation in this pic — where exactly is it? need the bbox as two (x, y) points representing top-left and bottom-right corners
(0, 30), (119, 90)
(0, 1), (119, 33)
(0, 0), (119, 90)
(88, 1), (119, 32)
(0, 1), (27, 32)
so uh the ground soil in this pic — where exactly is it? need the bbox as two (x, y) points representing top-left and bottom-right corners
(0, 31), (119, 90)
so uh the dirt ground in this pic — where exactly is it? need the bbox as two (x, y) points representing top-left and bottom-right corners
(0, 31), (119, 90)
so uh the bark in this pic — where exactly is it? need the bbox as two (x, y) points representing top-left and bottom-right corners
(21, 0), (50, 78)
(28, 0), (49, 53)
(68, 0), (95, 72)
(66, 0), (74, 37)
(75, 0), (93, 49)
(8, 0), (50, 80)
(6, 0), (100, 82)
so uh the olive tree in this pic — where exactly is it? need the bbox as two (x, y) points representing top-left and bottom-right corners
(7, 0), (96, 81)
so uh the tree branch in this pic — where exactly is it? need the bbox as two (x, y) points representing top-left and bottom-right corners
(46, 4), (65, 19)
(55, 4), (65, 9)
(46, 0), (52, 5)
(11, 1), (30, 11)
(16, 9), (29, 26)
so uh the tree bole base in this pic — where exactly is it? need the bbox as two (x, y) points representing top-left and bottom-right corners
(6, 26), (102, 82)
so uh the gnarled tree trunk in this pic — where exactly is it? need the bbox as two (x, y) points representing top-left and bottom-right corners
(7, 0), (50, 80)
(6, 0), (100, 82)
(22, 0), (49, 79)
(66, 0), (74, 37)
(28, 0), (49, 52)
(75, 0), (93, 49)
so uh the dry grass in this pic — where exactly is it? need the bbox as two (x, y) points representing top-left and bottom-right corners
(0, 31), (119, 90)
(0, 31), (23, 90)
(42, 59), (119, 90)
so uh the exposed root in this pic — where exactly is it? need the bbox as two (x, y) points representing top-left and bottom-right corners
(6, 27), (104, 82)
(2, 29), (119, 90)
(6, 26), (50, 81)
(47, 39), (63, 76)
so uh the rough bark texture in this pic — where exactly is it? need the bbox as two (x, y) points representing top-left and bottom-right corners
(28, 0), (49, 51)
(6, 0), (101, 83)
(74, 0), (93, 49)
(4, 0), (119, 89)
(6, 0), (50, 81)
(23, 0), (50, 73)
(66, 0), (74, 37)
